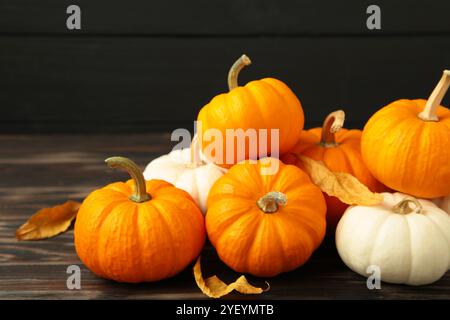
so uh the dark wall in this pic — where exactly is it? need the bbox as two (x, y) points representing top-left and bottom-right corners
(1, 0), (450, 133)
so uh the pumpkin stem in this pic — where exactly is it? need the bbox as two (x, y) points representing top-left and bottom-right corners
(392, 197), (422, 215)
(320, 110), (345, 147)
(256, 191), (287, 213)
(228, 54), (252, 90)
(188, 135), (204, 168)
(105, 156), (151, 203)
(418, 70), (450, 122)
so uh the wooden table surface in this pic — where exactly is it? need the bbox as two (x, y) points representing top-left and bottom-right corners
(0, 133), (449, 300)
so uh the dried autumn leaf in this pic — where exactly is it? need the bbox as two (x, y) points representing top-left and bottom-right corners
(15, 201), (81, 240)
(299, 156), (383, 206)
(194, 256), (268, 298)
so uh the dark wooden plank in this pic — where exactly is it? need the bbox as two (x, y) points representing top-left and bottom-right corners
(0, 134), (449, 299)
(1, 0), (450, 35)
(1, 36), (450, 133)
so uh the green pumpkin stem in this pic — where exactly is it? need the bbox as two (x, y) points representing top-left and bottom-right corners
(320, 110), (345, 147)
(392, 197), (422, 215)
(228, 54), (252, 91)
(419, 70), (450, 122)
(257, 191), (287, 213)
(105, 156), (151, 203)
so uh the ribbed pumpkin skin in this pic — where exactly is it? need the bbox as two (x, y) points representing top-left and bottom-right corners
(197, 78), (304, 168)
(336, 192), (450, 286)
(283, 128), (386, 228)
(206, 158), (326, 277)
(74, 179), (205, 283)
(361, 99), (450, 198)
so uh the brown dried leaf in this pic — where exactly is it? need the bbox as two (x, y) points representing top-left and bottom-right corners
(194, 256), (268, 298)
(299, 156), (383, 206)
(15, 201), (81, 240)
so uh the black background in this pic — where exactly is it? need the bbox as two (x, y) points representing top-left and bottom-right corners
(1, 0), (450, 133)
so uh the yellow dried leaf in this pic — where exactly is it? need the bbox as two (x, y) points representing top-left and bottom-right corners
(16, 201), (81, 240)
(194, 256), (268, 298)
(299, 156), (383, 206)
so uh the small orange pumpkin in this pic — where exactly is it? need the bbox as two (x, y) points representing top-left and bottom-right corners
(74, 157), (205, 283)
(206, 158), (326, 277)
(197, 54), (304, 168)
(282, 110), (386, 229)
(361, 70), (450, 198)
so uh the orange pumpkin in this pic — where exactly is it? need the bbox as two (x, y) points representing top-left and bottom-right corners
(361, 70), (450, 198)
(197, 54), (304, 168)
(206, 158), (326, 277)
(74, 157), (205, 283)
(282, 110), (386, 229)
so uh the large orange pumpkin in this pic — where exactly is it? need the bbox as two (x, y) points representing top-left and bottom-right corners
(282, 110), (386, 229)
(197, 54), (304, 168)
(206, 158), (326, 277)
(74, 157), (205, 283)
(361, 70), (450, 198)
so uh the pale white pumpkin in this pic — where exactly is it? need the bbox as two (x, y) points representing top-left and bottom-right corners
(433, 196), (450, 213)
(143, 136), (225, 214)
(336, 192), (450, 286)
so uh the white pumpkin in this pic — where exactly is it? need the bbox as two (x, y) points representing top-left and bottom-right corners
(336, 192), (450, 286)
(433, 196), (450, 213)
(143, 136), (225, 214)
